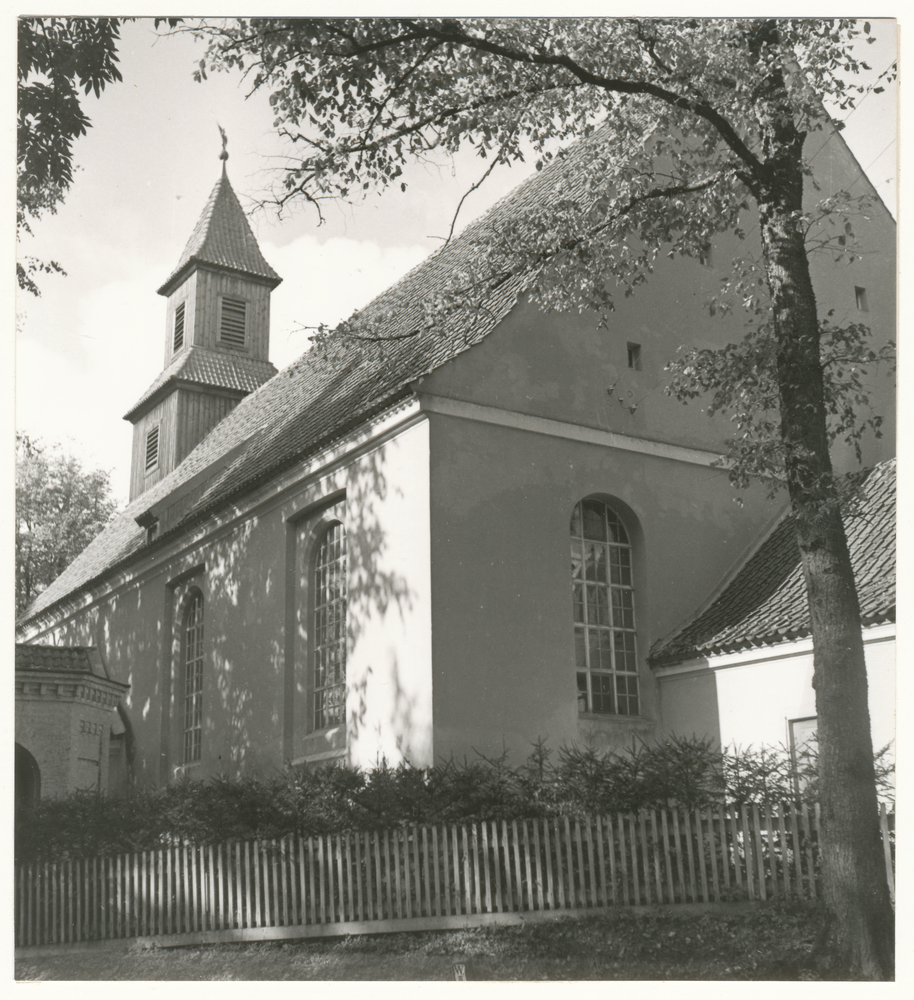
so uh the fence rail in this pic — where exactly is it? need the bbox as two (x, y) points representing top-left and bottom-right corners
(15, 801), (894, 949)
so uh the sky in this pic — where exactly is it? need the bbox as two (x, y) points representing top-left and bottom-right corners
(14, 16), (899, 505)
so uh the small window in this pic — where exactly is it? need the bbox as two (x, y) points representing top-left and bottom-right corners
(571, 499), (640, 716)
(627, 343), (642, 371)
(173, 302), (185, 352)
(144, 425), (160, 473)
(855, 286), (869, 312)
(219, 296), (247, 348)
(312, 522), (347, 731)
(183, 591), (205, 764)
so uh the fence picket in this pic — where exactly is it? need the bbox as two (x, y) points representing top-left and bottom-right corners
(648, 811), (663, 904)
(763, 803), (776, 897)
(467, 825), (478, 914)
(638, 812), (652, 906)
(450, 824), (462, 915)
(440, 826), (452, 916)
(543, 819), (555, 910)
(680, 810), (696, 903)
(659, 810), (674, 904)
(491, 822), (503, 913)
(784, 806), (799, 898)
(706, 808), (720, 901)
(510, 821), (523, 911)
(777, 806), (790, 897)
(422, 826), (432, 918)
(739, 804), (754, 900)
(880, 804), (894, 905)
(332, 835), (343, 924)
(480, 823), (492, 913)
(752, 805), (767, 901)
(574, 820), (588, 907)
(615, 813), (629, 906)
(594, 816), (607, 907)
(694, 810), (710, 903)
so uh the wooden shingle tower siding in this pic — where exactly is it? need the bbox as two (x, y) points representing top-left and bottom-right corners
(125, 160), (282, 501)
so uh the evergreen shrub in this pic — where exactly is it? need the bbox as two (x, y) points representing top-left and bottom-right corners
(14, 736), (893, 864)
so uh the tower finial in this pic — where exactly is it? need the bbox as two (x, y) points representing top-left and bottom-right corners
(217, 123), (229, 165)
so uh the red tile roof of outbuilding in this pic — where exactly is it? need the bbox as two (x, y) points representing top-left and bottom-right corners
(15, 644), (100, 674)
(649, 459), (896, 664)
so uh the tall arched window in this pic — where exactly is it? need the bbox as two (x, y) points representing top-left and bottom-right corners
(312, 522), (347, 731)
(183, 590), (204, 763)
(571, 499), (640, 716)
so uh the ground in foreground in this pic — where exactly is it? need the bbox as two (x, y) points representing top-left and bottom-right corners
(17, 900), (841, 981)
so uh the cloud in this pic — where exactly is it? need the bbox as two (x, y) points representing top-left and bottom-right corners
(265, 235), (430, 369)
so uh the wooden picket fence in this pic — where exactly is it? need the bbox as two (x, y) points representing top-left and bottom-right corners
(15, 801), (894, 950)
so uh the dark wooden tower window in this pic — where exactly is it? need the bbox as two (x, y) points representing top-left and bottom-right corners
(145, 425), (160, 473)
(173, 302), (185, 351)
(219, 296), (247, 348)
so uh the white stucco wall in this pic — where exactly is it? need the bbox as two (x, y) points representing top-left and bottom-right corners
(657, 625), (896, 764)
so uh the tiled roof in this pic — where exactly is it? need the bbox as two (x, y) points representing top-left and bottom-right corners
(16, 644), (101, 674)
(12, 116), (722, 631)
(158, 168), (282, 295)
(124, 348), (278, 421)
(649, 460), (896, 664)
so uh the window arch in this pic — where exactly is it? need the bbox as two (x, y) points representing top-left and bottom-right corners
(312, 521), (347, 731)
(570, 498), (640, 716)
(182, 589), (204, 763)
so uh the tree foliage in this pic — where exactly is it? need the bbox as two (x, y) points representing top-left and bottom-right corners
(16, 17), (180, 295)
(190, 18), (895, 977)
(16, 435), (119, 615)
(17, 17), (124, 294)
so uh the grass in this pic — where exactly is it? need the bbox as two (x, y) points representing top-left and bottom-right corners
(16, 899), (836, 981)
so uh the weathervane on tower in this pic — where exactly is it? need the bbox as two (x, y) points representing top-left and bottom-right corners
(218, 123), (229, 165)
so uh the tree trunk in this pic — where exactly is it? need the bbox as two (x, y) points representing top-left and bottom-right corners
(757, 146), (894, 979)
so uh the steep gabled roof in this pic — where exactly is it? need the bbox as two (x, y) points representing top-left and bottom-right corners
(649, 460), (896, 665)
(157, 168), (282, 295)
(123, 347), (278, 421)
(21, 124), (640, 629)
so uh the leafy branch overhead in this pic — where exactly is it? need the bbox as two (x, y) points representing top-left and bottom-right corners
(193, 17), (893, 486)
(16, 17), (180, 295)
(191, 17), (896, 978)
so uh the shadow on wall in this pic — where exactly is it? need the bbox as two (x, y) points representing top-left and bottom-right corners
(44, 427), (423, 785)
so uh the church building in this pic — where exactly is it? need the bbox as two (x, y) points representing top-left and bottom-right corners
(16, 121), (895, 797)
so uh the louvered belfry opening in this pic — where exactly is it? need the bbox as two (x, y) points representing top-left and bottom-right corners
(173, 302), (185, 352)
(219, 296), (246, 348)
(144, 425), (160, 472)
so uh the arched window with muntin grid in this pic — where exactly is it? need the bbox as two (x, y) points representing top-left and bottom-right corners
(571, 498), (639, 716)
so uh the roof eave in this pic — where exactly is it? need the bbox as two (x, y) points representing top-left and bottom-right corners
(157, 256), (283, 297)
